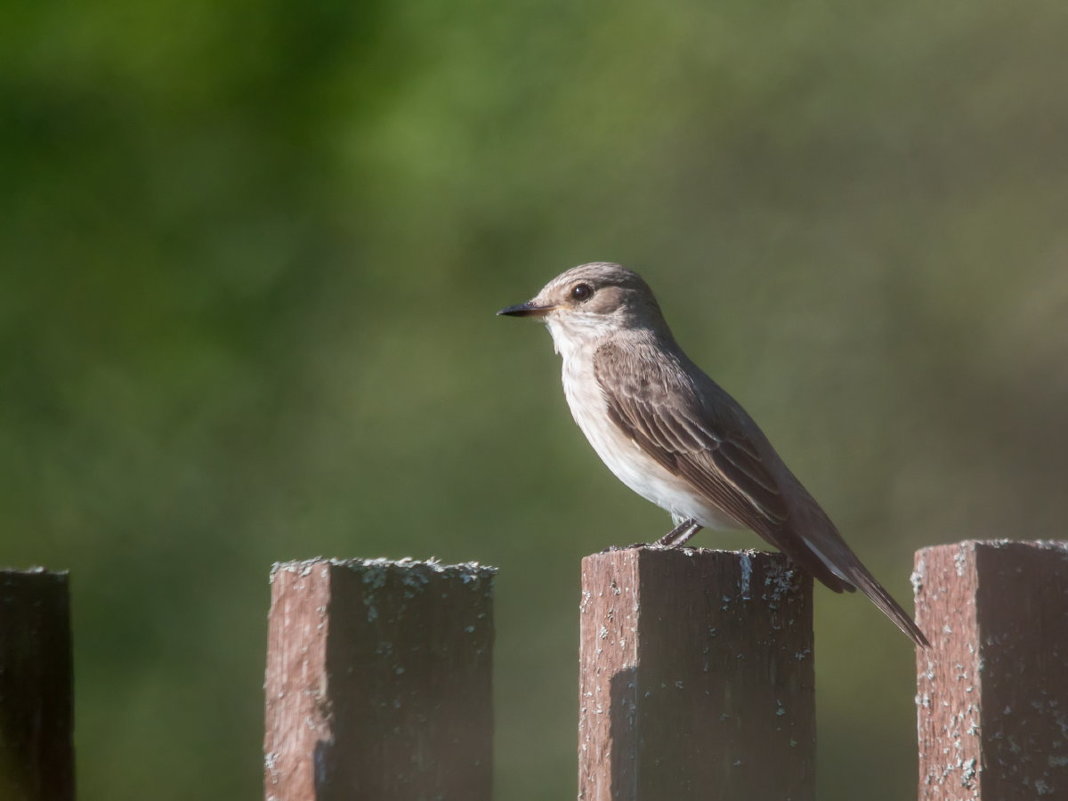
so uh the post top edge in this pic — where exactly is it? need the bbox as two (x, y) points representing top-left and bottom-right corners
(0, 566), (70, 579)
(583, 545), (789, 561)
(915, 539), (1068, 556)
(269, 555), (498, 579)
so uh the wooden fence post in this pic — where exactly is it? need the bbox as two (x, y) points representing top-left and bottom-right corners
(0, 568), (75, 801)
(914, 540), (1068, 800)
(578, 546), (815, 801)
(263, 557), (496, 801)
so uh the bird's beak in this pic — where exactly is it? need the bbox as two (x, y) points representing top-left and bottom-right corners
(497, 300), (556, 318)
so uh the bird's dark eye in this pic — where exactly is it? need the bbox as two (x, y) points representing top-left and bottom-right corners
(570, 283), (593, 302)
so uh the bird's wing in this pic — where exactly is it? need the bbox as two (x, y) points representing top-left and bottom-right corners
(594, 339), (932, 647)
(593, 339), (789, 535)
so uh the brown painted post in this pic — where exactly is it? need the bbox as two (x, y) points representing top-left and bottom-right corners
(914, 540), (1068, 800)
(263, 557), (496, 801)
(0, 569), (75, 801)
(578, 546), (815, 801)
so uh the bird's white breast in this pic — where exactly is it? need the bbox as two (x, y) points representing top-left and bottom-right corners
(548, 324), (739, 532)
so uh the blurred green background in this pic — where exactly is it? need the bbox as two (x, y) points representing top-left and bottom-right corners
(4, 0), (1068, 798)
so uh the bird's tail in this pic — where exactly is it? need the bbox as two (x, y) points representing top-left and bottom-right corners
(782, 494), (930, 648)
(834, 554), (930, 647)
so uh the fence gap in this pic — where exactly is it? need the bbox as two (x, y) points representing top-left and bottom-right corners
(578, 546), (815, 801)
(263, 557), (496, 801)
(0, 568), (75, 801)
(914, 540), (1068, 800)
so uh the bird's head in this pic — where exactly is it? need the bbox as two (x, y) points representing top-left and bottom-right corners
(497, 262), (668, 350)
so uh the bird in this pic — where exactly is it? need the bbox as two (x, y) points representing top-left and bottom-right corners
(498, 262), (928, 647)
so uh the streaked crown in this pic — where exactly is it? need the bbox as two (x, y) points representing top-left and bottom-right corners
(539, 262), (665, 321)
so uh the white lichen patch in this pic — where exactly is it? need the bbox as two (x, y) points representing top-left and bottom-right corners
(762, 558), (800, 605)
(739, 552), (752, 599)
(953, 547), (968, 578)
(961, 757), (977, 787)
(910, 555), (925, 594)
(270, 557), (329, 580)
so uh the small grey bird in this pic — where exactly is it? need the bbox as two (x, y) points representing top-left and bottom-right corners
(498, 262), (928, 647)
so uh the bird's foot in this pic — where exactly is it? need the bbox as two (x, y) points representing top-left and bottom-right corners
(654, 519), (702, 548)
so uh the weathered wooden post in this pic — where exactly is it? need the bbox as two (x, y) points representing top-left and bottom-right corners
(578, 546), (815, 801)
(263, 557), (496, 801)
(914, 540), (1068, 800)
(0, 568), (75, 801)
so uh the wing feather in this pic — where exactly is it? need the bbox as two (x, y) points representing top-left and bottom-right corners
(594, 340), (788, 532)
(593, 338), (929, 646)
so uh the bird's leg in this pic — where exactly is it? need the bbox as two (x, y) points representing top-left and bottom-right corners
(655, 518), (702, 548)
(664, 521), (701, 547)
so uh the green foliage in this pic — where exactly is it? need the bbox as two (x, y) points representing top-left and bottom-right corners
(3, 0), (1068, 798)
